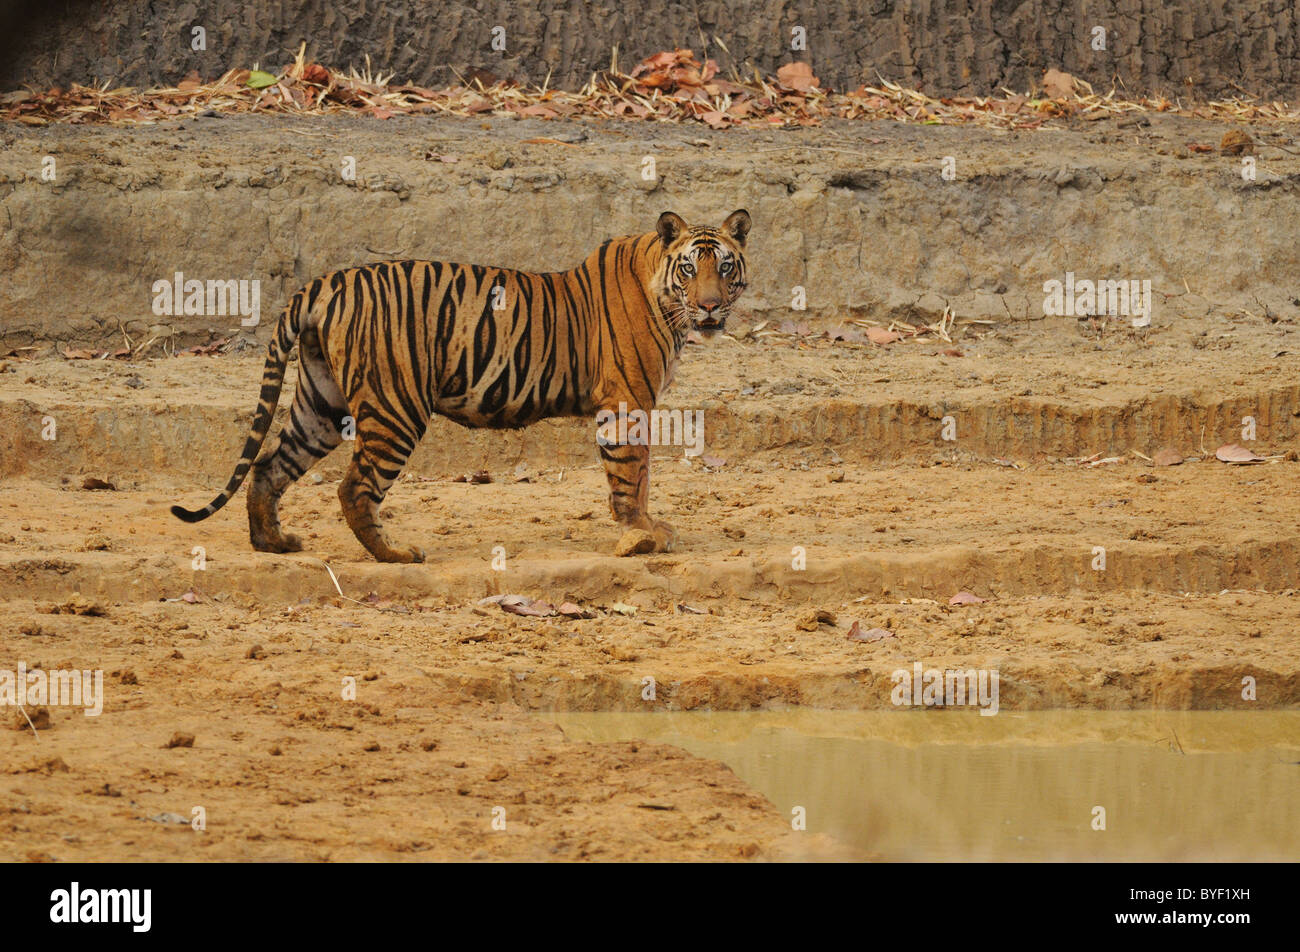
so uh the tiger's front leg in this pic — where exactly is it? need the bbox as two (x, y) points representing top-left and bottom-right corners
(597, 436), (676, 554)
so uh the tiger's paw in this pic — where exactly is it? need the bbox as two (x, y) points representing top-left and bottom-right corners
(378, 544), (426, 564)
(252, 531), (303, 554)
(650, 520), (677, 552)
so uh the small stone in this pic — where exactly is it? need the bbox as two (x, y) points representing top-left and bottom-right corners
(12, 706), (51, 731)
(615, 528), (656, 557)
(796, 608), (837, 631)
(1220, 129), (1254, 156)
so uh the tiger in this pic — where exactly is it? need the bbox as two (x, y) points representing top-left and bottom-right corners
(171, 209), (752, 563)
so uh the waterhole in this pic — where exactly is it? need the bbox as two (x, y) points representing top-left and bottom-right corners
(552, 710), (1300, 861)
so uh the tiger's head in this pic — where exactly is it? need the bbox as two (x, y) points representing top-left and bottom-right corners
(654, 209), (751, 338)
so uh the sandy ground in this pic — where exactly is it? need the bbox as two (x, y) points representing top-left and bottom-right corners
(5, 100), (1300, 858)
(2, 309), (1298, 860)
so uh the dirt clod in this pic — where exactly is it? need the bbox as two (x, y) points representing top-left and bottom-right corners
(615, 529), (657, 557)
(796, 609), (837, 631)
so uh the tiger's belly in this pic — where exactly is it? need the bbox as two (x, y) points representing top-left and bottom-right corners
(433, 395), (558, 430)
(431, 360), (589, 430)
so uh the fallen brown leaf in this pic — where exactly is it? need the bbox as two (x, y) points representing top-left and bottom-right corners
(1215, 443), (1265, 464)
(1040, 68), (1078, 99)
(777, 62), (820, 93)
(846, 621), (895, 643)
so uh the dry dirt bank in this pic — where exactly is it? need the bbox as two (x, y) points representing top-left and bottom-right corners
(4, 114), (1300, 346)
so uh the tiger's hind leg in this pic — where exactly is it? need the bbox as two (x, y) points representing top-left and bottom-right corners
(337, 414), (428, 564)
(248, 328), (347, 553)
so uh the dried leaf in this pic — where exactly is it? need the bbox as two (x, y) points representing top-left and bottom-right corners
(503, 598), (557, 618)
(846, 621), (895, 643)
(301, 63), (330, 85)
(557, 602), (596, 619)
(1215, 443), (1265, 464)
(1040, 68), (1077, 99)
(776, 62), (820, 93)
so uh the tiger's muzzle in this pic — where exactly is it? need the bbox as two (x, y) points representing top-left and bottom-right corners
(693, 295), (727, 334)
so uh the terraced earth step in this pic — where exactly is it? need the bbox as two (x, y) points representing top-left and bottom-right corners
(1, 458), (1295, 601)
(3, 587), (1294, 711)
(2, 319), (1297, 478)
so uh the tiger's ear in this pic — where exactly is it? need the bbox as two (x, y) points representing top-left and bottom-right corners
(722, 209), (751, 247)
(657, 211), (688, 247)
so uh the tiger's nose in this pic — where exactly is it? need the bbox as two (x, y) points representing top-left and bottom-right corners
(699, 297), (722, 313)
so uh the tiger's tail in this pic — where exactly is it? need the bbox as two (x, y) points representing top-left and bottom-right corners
(169, 285), (312, 523)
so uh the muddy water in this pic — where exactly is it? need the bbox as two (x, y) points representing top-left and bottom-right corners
(551, 711), (1300, 861)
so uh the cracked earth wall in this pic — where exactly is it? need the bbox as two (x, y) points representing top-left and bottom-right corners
(3, 0), (1300, 99)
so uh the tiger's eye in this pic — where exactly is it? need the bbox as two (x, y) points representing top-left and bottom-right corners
(719, 260), (732, 274)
